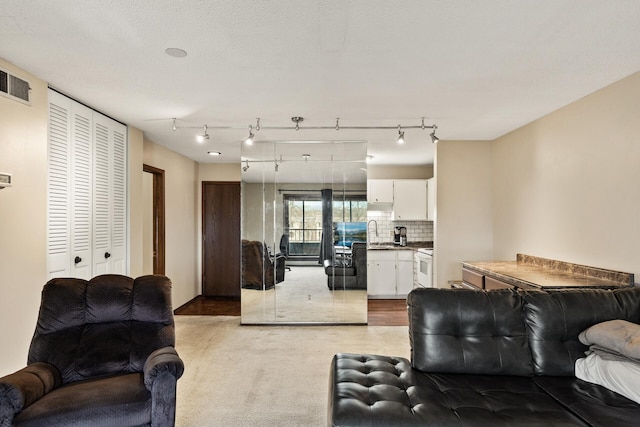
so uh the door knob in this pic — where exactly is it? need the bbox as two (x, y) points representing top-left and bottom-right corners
(105, 252), (111, 259)
(74, 256), (82, 264)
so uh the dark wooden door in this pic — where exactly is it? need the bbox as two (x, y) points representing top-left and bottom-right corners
(202, 182), (241, 297)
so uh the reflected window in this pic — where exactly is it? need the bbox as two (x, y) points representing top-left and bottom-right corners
(284, 194), (367, 258)
(284, 195), (322, 257)
(333, 197), (367, 222)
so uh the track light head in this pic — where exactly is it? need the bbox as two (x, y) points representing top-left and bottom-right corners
(196, 125), (209, 143)
(242, 160), (250, 172)
(245, 126), (254, 145)
(172, 118), (177, 131)
(397, 126), (405, 144)
(430, 125), (439, 143)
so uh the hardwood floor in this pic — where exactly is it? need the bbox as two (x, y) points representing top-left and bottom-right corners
(174, 297), (408, 326)
(367, 299), (409, 326)
(174, 296), (240, 316)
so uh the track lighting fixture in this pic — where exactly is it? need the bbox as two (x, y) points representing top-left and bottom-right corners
(302, 154), (310, 162)
(245, 125), (254, 145)
(168, 116), (439, 150)
(242, 160), (250, 172)
(196, 125), (209, 143)
(397, 126), (405, 144)
(430, 125), (439, 143)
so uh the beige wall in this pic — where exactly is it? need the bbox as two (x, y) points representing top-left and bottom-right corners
(143, 139), (199, 308)
(433, 141), (493, 286)
(368, 164), (433, 179)
(128, 127), (144, 277)
(492, 71), (640, 276)
(0, 59), (49, 374)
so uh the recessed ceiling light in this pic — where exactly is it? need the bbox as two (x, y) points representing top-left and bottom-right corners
(165, 48), (187, 58)
(207, 151), (221, 156)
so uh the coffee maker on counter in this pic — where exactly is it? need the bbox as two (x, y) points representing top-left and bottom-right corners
(394, 226), (407, 246)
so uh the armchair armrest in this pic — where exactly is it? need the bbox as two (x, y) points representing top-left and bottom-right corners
(143, 347), (184, 391)
(0, 362), (61, 425)
(143, 347), (184, 426)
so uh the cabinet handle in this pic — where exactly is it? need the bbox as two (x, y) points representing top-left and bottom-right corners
(74, 256), (82, 264)
(104, 252), (111, 259)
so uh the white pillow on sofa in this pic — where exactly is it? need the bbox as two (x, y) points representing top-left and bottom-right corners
(575, 353), (640, 404)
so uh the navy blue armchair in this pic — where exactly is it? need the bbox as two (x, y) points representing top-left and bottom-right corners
(0, 274), (184, 427)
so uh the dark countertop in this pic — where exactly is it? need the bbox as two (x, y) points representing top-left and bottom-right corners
(368, 241), (433, 251)
(463, 254), (634, 289)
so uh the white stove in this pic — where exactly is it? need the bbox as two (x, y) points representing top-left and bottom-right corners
(415, 248), (434, 287)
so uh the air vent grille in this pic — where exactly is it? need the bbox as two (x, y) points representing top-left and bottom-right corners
(0, 68), (31, 104)
(0, 71), (7, 93)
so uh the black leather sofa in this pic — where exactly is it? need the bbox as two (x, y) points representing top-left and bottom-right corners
(323, 242), (367, 290)
(328, 286), (640, 426)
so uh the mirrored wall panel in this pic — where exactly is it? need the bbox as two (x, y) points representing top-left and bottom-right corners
(241, 141), (367, 324)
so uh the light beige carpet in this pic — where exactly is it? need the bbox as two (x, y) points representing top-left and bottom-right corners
(241, 266), (367, 324)
(174, 315), (410, 426)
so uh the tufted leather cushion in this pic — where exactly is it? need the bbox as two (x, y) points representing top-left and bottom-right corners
(408, 288), (533, 376)
(27, 274), (175, 384)
(328, 353), (588, 427)
(533, 376), (640, 427)
(522, 287), (640, 376)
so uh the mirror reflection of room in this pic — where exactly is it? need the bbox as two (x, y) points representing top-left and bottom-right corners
(241, 141), (367, 324)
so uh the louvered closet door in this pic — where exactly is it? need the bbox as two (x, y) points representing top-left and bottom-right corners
(69, 102), (94, 279)
(47, 91), (94, 279)
(48, 89), (128, 279)
(92, 114), (127, 275)
(47, 92), (72, 278)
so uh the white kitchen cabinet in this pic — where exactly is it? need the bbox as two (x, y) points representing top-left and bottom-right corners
(367, 249), (415, 298)
(392, 179), (427, 220)
(367, 251), (396, 296)
(367, 179), (394, 203)
(396, 251), (415, 295)
(427, 177), (435, 221)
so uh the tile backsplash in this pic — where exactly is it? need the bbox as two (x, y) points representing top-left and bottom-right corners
(366, 211), (433, 244)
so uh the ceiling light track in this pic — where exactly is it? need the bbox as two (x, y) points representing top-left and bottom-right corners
(171, 116), (440, 144)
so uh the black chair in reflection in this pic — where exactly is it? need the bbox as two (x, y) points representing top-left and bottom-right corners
(277, 234), (292, 271)
(242, 240), (285, 289)
(323, 242), (367, 290)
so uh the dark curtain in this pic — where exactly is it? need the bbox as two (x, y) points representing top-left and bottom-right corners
(319, 188), (333, 263)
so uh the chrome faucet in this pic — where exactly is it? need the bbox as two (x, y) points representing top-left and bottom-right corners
(367, 219), (378, 237)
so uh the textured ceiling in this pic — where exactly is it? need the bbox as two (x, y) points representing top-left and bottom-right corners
(2, 0), (640, 167)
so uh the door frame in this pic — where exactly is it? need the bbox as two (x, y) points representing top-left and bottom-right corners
(143, 164), (165, 275)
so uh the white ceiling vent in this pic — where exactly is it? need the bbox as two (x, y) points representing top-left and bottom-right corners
(0, 68), (31, 105)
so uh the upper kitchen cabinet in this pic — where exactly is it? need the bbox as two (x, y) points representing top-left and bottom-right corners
(367, 179), (394, 211)
(367, 179), (394, 203)
(392, 179), (427, 220)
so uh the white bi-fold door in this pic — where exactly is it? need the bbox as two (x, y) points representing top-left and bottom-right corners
(47, 90), (127, 279)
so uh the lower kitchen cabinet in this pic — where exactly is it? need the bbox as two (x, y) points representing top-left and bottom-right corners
(368, 250), (415, 298)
